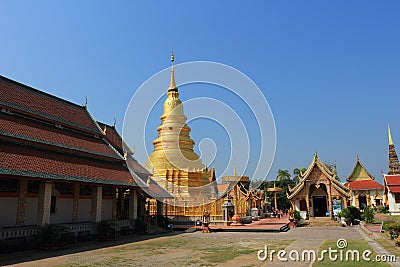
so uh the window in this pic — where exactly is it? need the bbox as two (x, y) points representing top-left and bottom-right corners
(50, 196), (57, 213)
(395, 194), (400, 204)
(375, 199), (381, 206)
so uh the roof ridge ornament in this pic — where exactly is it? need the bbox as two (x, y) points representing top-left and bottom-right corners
(83, 97), (88, 108)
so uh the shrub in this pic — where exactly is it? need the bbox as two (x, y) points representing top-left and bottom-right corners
(384, 218), (400, 240)
(340, 208), (351, 219)
(362, 206), (374, 224)
(348, 206), (362, 220)
(294, 210), (301, 220)
(379, 206), (389, 214)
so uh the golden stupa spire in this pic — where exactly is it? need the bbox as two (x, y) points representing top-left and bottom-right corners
(389, 124), (394, 146)
(233, 160), (237, 176)
(168, 49), (176, 90)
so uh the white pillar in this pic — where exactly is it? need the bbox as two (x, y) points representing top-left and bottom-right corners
(37, 181), (52, 226)
(91, 186), (102, 222)
(129, 189), (138, 220)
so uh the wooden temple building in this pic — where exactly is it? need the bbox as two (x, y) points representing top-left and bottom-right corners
(0, 75), (170, 245)
(287, 152), (351, 219)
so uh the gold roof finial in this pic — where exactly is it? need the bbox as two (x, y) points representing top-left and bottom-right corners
(168, 49), (177, 90)
(388, 124), (394, 146)
(233, 160), (237, 176)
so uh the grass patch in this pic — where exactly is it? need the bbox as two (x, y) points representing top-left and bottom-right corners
(313, 240), (390, 267)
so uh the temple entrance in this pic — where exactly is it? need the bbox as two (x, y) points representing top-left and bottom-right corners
(358, 195), (367, 210)
(313, 196), (327, 217)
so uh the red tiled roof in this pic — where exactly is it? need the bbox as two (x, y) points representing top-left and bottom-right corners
(98, 121), (151, 175)
(0, 76), (102, 134)
(385, 175), (400, 193)
(0, 112), (120, 159)
(97, 122), (124, 155)
(344, 180), (384, 190)
(0, 142), (136, 186)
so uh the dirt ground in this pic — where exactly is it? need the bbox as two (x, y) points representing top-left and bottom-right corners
(0, 226), (396, 267)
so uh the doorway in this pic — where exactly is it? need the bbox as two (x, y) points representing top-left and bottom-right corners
(358, 195), (367, 210)
(313, 196), (327, 216)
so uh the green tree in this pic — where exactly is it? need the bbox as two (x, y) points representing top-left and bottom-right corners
(325, 162), (341, 181)
(276, 169), (291, 181)
(293, 168), (306, 184)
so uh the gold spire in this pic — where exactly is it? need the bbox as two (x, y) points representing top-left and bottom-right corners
(168, 49), (176, 90)
(389, 124), (394, 146)
(233, 160), (237, 176)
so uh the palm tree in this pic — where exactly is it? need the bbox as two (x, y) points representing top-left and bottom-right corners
(293, 168), (306, 184)
(276, 169), (291, 181)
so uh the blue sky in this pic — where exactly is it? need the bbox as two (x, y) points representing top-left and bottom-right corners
(1, 1), (400, 184)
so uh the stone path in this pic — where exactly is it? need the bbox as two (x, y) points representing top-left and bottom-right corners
(356, 226), (400, 267)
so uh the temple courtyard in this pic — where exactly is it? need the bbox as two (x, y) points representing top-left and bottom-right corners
(1, 224), (399, 267)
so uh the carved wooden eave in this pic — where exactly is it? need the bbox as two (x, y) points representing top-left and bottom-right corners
(287, 153), (351, 199)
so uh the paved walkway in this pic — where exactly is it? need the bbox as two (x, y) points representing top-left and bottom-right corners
(356, 226), (400, 267)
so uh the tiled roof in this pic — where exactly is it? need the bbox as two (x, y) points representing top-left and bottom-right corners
(344, 180), (384, 190)
(385, 175), (400, 193)
(0, 142), (137, 187)
(97, 122), (124, 155)
(98, 121), (151, 175)
(0, 76), (102, 134)
(0, 112), (121, 159)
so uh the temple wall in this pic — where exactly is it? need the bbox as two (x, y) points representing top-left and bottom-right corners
(102, 199), (112, 220)
(50, 198), (73, 224)
(387, 193), (400, 214)
(25, 197), (38, 225)
(78, 199), (91, 222)
(0, 197), (18, 227)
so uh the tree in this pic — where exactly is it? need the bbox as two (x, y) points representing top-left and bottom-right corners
(276, 169), (291, 181)
(325, 162), (341, 181)
(293, 168), (306, 184)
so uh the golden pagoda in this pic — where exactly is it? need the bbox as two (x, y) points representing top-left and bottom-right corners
(145, 51), (212, 205)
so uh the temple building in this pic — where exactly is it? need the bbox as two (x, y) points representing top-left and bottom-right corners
(384, 125), (400, 215)
(287, 153), (351, 219)
(344, 156), (384, 209)
(0, 75), (166, 247)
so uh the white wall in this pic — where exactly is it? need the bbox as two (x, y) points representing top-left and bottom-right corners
(78, 199), (91, 222)
(50, 198), (73, 224)
(0, 197), (18, 227)
(25, 197), (38, 225)
(102, 199), (112, 220)
(388, 192), (400, 215)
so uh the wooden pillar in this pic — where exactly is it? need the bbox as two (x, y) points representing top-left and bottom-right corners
(327, 183), (333, 219)
(343, 197), (348, 209)
(306, 185), (310, 218)
(91, 186), (102, 222)
(119, 188), (125, 218)
(111, 187), (117, 220)
(37, 181), (52, 226)
(72, 183), (79, 222)
(156, 200), (163, 217)
(16, 179), (28, 225)
(129, 189), (138, 220)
